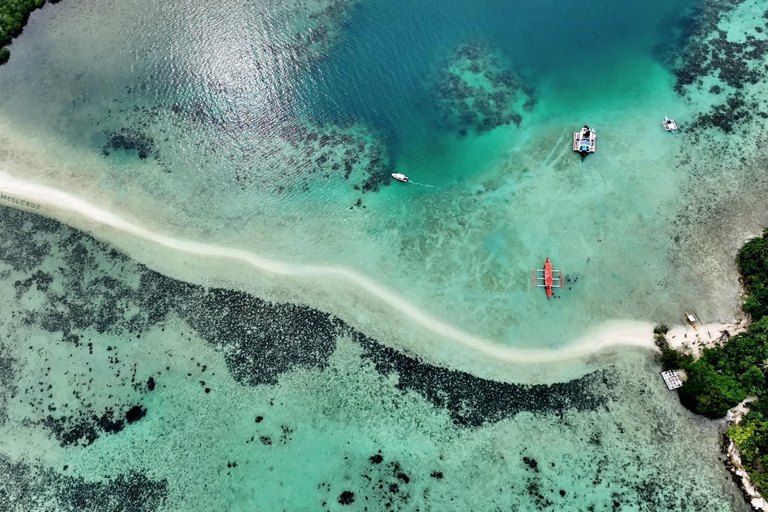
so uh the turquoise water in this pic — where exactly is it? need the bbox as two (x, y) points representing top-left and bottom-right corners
(0, 0), (707, 347)
(0, 205), (749, 510)
(2, 0), (768, 508)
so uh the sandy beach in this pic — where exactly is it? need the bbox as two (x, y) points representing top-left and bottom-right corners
(666, 319), (749, 359)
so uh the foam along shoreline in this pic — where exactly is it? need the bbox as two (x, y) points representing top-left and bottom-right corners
(0, 169), (661, 364)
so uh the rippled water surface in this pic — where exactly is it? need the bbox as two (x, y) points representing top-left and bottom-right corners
(0, 0), (714, 345)
(3, 0), (768, 508)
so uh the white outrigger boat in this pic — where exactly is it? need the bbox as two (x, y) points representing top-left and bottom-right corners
(663, 116), (678, 133)
(391, 173), (409, 183)
(685, 311), (699, 331)
(573, 125), (596, 160)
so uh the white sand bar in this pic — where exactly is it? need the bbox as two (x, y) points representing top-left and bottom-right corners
(0, 169), (667, 365)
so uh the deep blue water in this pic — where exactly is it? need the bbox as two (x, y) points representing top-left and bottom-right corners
(300, 0), (692, 148)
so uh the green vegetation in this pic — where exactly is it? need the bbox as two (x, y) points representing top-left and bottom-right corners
(659, 230), (768, 419)
(659, 346), (692, 372)
(677, 356), (748, 419)
(657, 230), (768, 493)
(728, 399), (768, 494)
(661, 290), (768, 420)
(654, 323), (694, 372)
(0, 0), (58, 64)
(739, 229), (768, 322)
(729, 231), (768, 495)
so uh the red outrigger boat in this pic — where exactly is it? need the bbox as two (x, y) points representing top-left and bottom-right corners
(532, 257), (565, 298)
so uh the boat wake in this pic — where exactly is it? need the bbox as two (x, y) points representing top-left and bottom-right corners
(0, 170), (657, 364)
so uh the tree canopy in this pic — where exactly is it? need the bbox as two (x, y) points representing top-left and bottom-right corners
(0, 0), (51, 64)
(666, 229), (768, 493)
(739, 229), (768, 321)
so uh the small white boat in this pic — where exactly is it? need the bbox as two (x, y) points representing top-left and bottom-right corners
(663, 116), (678, 133)
(685, 311), (698, 331)
(391, 173), (409, 183)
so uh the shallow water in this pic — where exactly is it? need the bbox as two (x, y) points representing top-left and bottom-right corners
(0, 205), (749, 510)
(0, 0), (717, 347)
(2, 0), (768, 508)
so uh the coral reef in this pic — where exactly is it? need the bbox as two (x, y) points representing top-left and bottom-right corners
(0, 204), (608, 441)
(102, 128), (157, 160)
(91, 90), (392, 202)
(292, 0), (357, 66)
(356, 333), (610, 427)
(672, 0), (768, 133)
(0, 453), (168, 511)
(433, 42), (535, 135)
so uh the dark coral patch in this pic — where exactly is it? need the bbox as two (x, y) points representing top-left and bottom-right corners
(355, 332), (610, 427)
(14, 270), (53, 298)
(125, 405), (146, 424)
(102, 128), (156, 161)
(183, 287), (342, 386)
(668, 0), (768, 132)
(40, 409), (126, 447)
(433, 41), (535, 134)
(265, 123), (393, 196)
(38, 403), (148, 448)
(1, 204), (611, 432)
(689, 92), (758, 133)
(338, 490), (355, 505)
(0, 344), (15, 425)
(0, 207), (56, 272)
(0, 453), (167, 511)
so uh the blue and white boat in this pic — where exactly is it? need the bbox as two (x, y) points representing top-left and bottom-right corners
(573, 125), (596, 160)
(663, 116), (678, 133)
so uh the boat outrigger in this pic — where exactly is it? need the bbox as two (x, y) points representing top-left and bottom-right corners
(532, 257), (565, 299)
(573, 125), (596, 159)
(685, 311), (699, 331)
(391, 173), (409, 183)
(662, 116), (678, 133)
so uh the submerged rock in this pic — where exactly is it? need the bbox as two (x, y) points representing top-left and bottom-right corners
(125, 405), (146, 424)
(338, 490), (355, 505)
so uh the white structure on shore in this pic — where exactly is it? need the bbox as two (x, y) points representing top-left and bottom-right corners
(660, 370), (683, 390)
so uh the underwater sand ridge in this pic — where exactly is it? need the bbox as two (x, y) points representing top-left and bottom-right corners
(0, 203), (611, 448)
(0, 169), (660, 368)
(0, 213), (744, 510)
